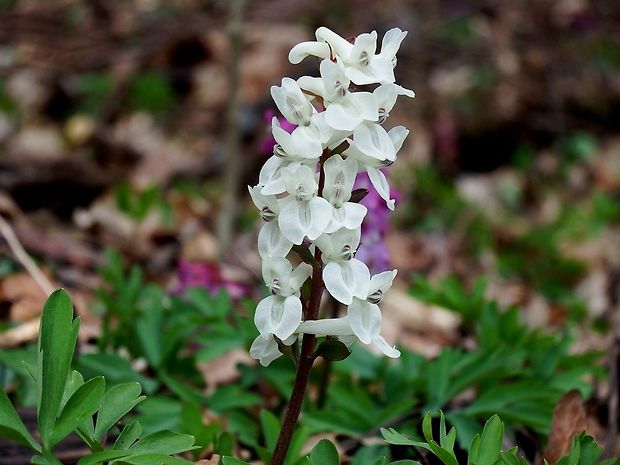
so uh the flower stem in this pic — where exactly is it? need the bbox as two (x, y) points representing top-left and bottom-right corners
(269, 154), (328, 465)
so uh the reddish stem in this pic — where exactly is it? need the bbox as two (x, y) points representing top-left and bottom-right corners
(269, 153), (328, 465)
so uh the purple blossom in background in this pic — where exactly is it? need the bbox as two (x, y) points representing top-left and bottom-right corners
(174, 260), (250, 300)
(258, 109), (296, 155)
(354, 171), (400, 273)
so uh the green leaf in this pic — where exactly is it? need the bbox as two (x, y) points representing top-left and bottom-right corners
(77, 450), (131, 465)
(476, 415), (504, 465)
(114, 420), (142, 450)
(309, 439), (340, 465)
(315, 339), (352, 361)
(0, 389), (41, 451)
(380, 427), (431, 451)
(32, 451), (64, 465)
(260, 409), (280, 451)
(122, 454), (194, 465)
(95, 382), (145, 441)
(37, 289), (80, 449)
(129, 430), (195, 455)
(50, 376), (105, 447)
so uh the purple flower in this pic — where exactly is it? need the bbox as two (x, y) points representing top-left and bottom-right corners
(354, 171), (400, 273)
(174, 260), (250, 300)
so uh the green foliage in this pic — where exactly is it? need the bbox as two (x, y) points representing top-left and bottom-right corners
(128, 72), (176, 115)
(383, 413), (619, 465)
(74, 72), (115, 116)
(0, 289), (196, 463)
(115, 180), (173, 223)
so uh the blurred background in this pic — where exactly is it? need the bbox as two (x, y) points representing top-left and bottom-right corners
(1, 0), (619, 338)
(1, 0), (620, 462)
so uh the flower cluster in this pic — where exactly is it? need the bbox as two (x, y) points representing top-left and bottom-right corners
(249, 27), (414, 366)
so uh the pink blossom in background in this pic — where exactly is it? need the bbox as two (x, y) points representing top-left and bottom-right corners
(354, 171), (401, 273)
(258, 109), (296, 155)
(174, 260), (250, 300)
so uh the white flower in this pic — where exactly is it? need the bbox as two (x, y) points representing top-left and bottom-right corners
(344, 124), (409, 210)
(271, 77), (315, 126)
(249, 185), (280, 222)
(258, 222), (293, 259)
(277, 164), (332, 244)
(298, 60), (378, 131)
(374, 83), (415, 123)
(251, 25), (410, 364)
(298, 316), (400, 358)
(249, 333), (297, 366)
(255, 294), (302, 340)
(322, 155), (367, 233)
(272, 117), (322, 161)
(314, 228), (370, 305)
(262, 257), (312, 297)
(255, 258), (311, 340)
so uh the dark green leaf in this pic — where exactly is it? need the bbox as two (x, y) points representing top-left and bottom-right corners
(0, 389), (41, 451)
(95, 382), (145, 440)
(50, 376), (105, 447)
(309, 439), (340, 465)
(315, 339), (352, 362)
(37, 290), (80, 448)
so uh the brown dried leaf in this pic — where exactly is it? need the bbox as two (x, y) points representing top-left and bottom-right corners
(541, 390), (588, 465)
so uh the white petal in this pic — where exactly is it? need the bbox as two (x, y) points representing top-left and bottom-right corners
(249, 334), (283, 366)
(259, 156), (288, 195)
(262, 257), (292, 290)
(306, 197), (333, 240)
(372, 335), (401, 358)
(249, 185), (279, 214)
(315, 27), (354, 59)
(297, 76), (326, 99)
(289, 262), (313, 290)
(254, 295), (302, 340)
(297, 317), (353, 336)
(347, 298), (381, 344)
(388, 126), (409, 154)
(316, 227), (362, 261)
(325, 102), (362, 131)
(341, 202), (367, 229)
(323, 259), (370, 305)
(348, 91), (379, 122)
(258, 222), (293, 259)
(379, 28), (407, 61)
(290, 125), (323, 159)
(353, 124), (395, 161)
(289, 41), (330, 64)
(368, 269), (397, 296)
(278, 200), (307, 245)
(367, 166), (395, 210)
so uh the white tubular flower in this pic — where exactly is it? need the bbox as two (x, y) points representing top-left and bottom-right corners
(254, 258), (311, 341)
(258, 222), (293, 259)
(272, 117), (322, 161)
(249, 185), (280, 222)
(262, 257), (312, 297)
(314, 228), (370, 305)
(298, 316), (400, 358)
(298, 60), (378, 131)
(346, 269), (396, 343)
(374, 83), (415, 123)
(322, 155), (367, 233)
(344, 124), (409, 210)
(271, 77), (315, 126)
(250, 333), (297, 367)
(278, 164), (332, 244)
